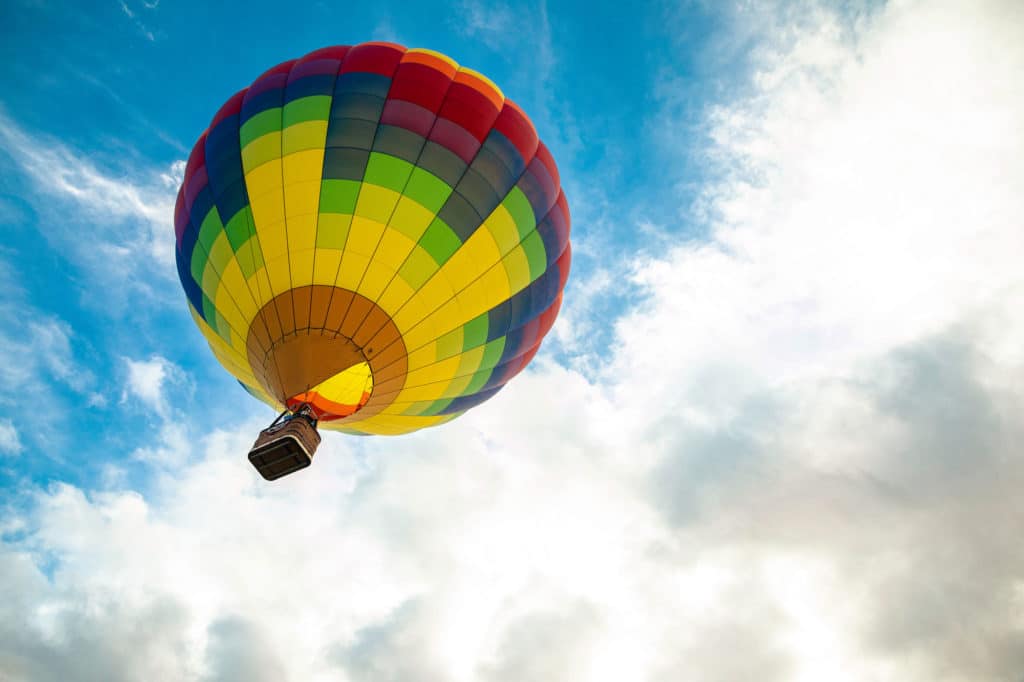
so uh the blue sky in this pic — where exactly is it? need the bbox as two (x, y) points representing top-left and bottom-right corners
(3, 1), (1024, 680)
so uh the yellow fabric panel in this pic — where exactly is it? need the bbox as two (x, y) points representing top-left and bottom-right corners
(247, 269), (274, 310)
(456, 265), (512, 321)
(336, 250), (369, 290)
(443, 370), (476, 398)
(459, 68), (504, 100)
(390, 293), (432, 338)
(373, 228), (417, 272)
(312, 249), (342, 286)
(283, 150), (325, 217)
(219, 257), (259, 321)
(406, 274), (457, 321)
(315, 212), (353, 249)
(355, 184), (400, 225)
(384, 383), (449, 404)
(376, 276), (415, 317)
(241, 132), (281, 174)
(254, 215), (288, 268)
(282, 120), (328, 156)
(404, 351), (461, 387)
(334, 413), (452, 435)
(287, 215), (317, 286)
(501, 246), (532, 294)
(405, 342), (438, 373)
(357, 260), (398, 302)
(438, 227), (501, 292)
(389, 196), (435, 241)
(456, 344), (486, 375)
(199, 265), (250, 347)
(345, 216), (386, 257)
(407, 47), (458, 70)
(484, 203), (521, 254)
(405, 298), (463, 352)
(246, 163), (287, 256)
(313, 361), (372, 405)
(264, 254), (292, 297)
(213, 286), (249, 353)
(289, 248), (316, 288)
(283, 180), (323, 222)
(386, 355), (462, 407)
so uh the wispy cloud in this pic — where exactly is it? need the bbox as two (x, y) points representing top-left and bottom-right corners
(0, 421), (23, 456)
(0, 110), (183, 307)
(119, 0), (156, 41)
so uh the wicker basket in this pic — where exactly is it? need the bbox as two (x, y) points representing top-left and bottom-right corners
(248, 415), (322, 481)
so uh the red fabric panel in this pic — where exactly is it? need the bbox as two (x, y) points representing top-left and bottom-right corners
(380, 99), (436, 137)
(182, 131), (207, 212)
(388, 62), (452, 112)
(246, 68), (291, 99)
(174, 187), (188, 245)
(555, 243), (572, 292)
(493, 101), (538, 164)
(533, 141), (560, 195)
(253, 59), (295, 83)
(298, 45), (351, 63)
(438, 82), (499, 142)
(210, 90), (245, 130)
(339, 42), (404, 76)
(288, 58), (341, 81)
(429, 117), (480, 164)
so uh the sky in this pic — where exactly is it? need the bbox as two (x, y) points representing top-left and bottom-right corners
(1, 0), (1023, 679)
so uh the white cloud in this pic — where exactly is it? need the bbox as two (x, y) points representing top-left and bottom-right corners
(0, 420), (22, 456)
(0, 111), (182, 307)
(123, 356), (178, 417)
(3, 1), (1024, 680)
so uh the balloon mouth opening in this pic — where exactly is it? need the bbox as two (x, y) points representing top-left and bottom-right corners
(286, 359), (374, 422)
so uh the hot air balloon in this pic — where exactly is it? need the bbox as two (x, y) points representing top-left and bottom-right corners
(174, 43), (571, 479)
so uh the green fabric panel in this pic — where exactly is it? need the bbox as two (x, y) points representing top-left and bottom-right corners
(190, 243), (208, 288)
(224, 207), (253, 251)
(481, 336), (506, 370)
(315, 216), (351, 249)
(240, 133), (281, 171)
(520, 230), (547, 281)
(461, 314), (488, 350)
(365, 153), (414, 193)
(201, 259), (219, 301)
(435, 327), (463, 361)
(418, 218), (461, 264)
(198, 208), (224, 252)
(282, 96), (332, 127)
(235, 236), (264, 279)
(463, 366), (492, 395)
(214, 309), (231, 343)
(404, 167), (452, 214)
(503, 187), (536, 239)
(397, 400), (433, 417)
(398, 246), (438, 290)
(239, 108), (282, 149)
(319, 179), (360, 214)
(416, 397), (454, 417)
(207, 232), (234, 276)
(201, 293), (218, 331)
(282, 124), (328, 156)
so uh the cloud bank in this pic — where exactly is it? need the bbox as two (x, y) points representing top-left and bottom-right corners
(3, 1), (1024, 680)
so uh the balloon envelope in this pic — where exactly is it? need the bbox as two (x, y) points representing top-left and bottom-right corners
(175, 43), (571, 435)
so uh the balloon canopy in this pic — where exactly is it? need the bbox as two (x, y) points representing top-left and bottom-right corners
(175, 42), (571, 435)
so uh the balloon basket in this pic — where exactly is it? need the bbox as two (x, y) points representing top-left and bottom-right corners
(248, 408), (321, 481)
